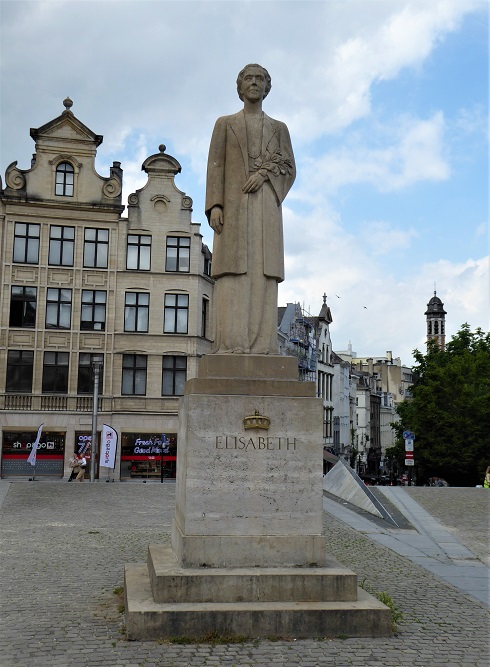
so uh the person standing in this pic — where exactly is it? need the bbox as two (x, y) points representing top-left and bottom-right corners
(484, 466), (490, 488)
(206, 64), (295, 354)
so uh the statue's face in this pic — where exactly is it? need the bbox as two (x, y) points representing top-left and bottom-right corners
(240, 66), (267, 103)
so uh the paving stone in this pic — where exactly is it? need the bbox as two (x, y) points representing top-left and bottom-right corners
(0, 481), (489, 667)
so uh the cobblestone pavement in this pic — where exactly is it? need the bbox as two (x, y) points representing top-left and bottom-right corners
(1, 481), (489, 667)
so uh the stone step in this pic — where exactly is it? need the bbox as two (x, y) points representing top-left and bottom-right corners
(147, 545), (358, 603)
(125, 563), (392, 640)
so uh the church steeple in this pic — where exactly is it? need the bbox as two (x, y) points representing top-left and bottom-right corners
(425, 291), (447, 350)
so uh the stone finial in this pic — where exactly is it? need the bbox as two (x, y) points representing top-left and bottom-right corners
(159, 144), (166, 153)
(323, 293), (327, 304)
(63, 97), (73, 112)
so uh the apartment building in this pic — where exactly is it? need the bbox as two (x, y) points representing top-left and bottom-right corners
(0, 99), (213, 480)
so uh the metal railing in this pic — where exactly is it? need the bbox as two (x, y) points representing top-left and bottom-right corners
(0, 394), (178, 413)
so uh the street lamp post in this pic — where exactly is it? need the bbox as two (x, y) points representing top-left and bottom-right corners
(90, 354), (104, 483)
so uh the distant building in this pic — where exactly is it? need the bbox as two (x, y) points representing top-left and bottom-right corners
(335, 345), (413, 477)
(278, 296), (335, 451)
(331, 351), (355, 464)
(0, 99), (213, 480)
(425, 291), (447, 350)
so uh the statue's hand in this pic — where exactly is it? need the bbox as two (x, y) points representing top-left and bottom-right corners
(243, 171), (266, 194)
(209, 206), (224, 234)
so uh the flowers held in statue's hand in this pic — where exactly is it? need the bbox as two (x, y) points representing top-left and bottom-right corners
(254, 149), (294, 177)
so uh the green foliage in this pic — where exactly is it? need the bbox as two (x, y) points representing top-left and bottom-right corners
(396, 324), (490, 486)
(359, 578), (403, 633)
(376, 591), (404, 632)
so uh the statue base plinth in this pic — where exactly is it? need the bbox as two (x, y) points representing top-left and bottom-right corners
(124, 355), (392, 639)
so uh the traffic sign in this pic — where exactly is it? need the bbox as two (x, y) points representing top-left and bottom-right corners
(405, 459), (414, 466)
(405, 439), (414, 451)
(405, 451), (414, 459)
(403, 431), (415, 440)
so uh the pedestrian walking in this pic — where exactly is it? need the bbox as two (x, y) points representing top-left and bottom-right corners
(67, 454), (80, 482)
(75, 453), (87, 482)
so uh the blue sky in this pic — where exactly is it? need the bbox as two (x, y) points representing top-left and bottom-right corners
(1, 0), (488, 365)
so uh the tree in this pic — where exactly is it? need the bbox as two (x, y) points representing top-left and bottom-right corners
(395, 324), (490, 486)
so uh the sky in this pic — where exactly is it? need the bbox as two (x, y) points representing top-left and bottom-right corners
(1, 0), (488, 366)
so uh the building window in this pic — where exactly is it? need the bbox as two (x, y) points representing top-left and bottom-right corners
(434, 321), (439, 334)
(9, 286), (37, 327)
(77, 353), (104, 394)
(6, 350), (34, 393)
(162, 356), (187, 396)
(201, 298), (209, 338)
(164, 294), (188, 334)
(55, 162), (74, 196)
(13, 223), (40, 264)
(49, 225), (75, 266)
(83, 228), (109, 268)
(122, 354), (147, 395)
(165, 236), (190, 272)
(46, 288), (72, 329)
(42, 351), (69, 393)
(127, 235), (151, 270)
(427, 321), (432, 335)
(124, 293), (149, 332)
(81, 290), (106, 331)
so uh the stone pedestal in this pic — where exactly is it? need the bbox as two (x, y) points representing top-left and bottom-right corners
(125, 355), (392, 639)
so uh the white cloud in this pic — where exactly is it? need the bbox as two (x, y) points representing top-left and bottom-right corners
(358, 221), (419, 256)
(1, 0), (486, 368)
(0, 0), (480, 168)
(280, 247), (489, 367)
(297, 112), (450, 200)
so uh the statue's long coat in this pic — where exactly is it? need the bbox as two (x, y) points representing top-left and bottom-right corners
(205, 110), (295, 281)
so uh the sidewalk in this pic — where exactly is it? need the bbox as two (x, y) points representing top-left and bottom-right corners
(0, 481), (488, 667)
(323, 486), (489, 606)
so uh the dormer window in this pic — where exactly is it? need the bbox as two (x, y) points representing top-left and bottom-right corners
(55, 162), (74, 196)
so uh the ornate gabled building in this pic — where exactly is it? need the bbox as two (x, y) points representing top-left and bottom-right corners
(0, 100), (213, 480)
(425, 290), (447, 350)
(277, 296), (335, 451)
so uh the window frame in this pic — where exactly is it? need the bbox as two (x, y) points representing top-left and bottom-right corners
(126, 234), (151, 271)
(45, 287), (72, 329)
(77, 353), (104, 394)
(42, 351), (69, 394)
(83, 228), (109, 268)
(80, 290), (107, 331)
(55, 162), (75, 197)
(6, 350), (34, 393)
(164, 293), (189, 334)
(9, 286), (37, 328)
(201, 297), (209, 338)
(165, 236), (190, 273)
(124, 292), (150, 333)
(13, 223), (40, 264)
(122, 354), (147, 396)
(162, 356), (187, 396)
(48, 225), (75, 266)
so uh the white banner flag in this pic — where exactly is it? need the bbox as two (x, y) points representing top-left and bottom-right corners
(27, 423), (45, 467)
(100, 424), (117, 469)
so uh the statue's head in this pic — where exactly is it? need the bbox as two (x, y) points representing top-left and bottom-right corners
(236, 64), (271, 101)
